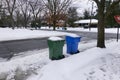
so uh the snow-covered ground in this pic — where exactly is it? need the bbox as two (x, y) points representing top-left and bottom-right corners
(41, 27), (119, 34)
(0, 28), (73, 42)
(27, 39), (120, 80)
(0, 27), (120, 80)
(0, 27), (119, 42)
(67, 27), (120, 34)
(0, 39), (120, 80)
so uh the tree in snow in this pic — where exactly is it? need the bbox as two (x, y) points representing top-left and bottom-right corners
(93, 0), (120, 48)
(42, 0), (71, 30)
(83, 10), (91, 19)
(67, 7), (79, 27)
(29, 0), (44, 29)
(4, 0), (17, 29)
(18, 0), (31, 28)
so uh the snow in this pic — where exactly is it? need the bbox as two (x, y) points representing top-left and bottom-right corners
(27, 40), (120, 80)
(74, 19), (98, 24)
(0, 27), (118, 42)
(0, 28), (120, 80)
(0, 39), (96, 79)
(0, 48), (50, 80)
(48, 37), (63, 41)
(40, 27), (120, 34)
(39, 48), (103, 80)
(0, 39), (120, 80)
(0, 28), (73, 42)
(67, 27), (120, 34)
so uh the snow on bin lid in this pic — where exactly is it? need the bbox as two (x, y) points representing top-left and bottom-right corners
(66, 34), (79, 37)
(48, 37), (63, 41)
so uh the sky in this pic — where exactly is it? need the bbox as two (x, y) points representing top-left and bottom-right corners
(71, 0), (97, 16)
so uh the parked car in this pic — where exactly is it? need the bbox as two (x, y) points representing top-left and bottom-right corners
(83, 25), (89, 29)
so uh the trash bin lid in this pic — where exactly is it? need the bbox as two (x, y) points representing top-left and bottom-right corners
(48, 37), (64, 41)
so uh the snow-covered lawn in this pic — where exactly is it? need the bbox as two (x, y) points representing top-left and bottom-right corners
(0, 28), (73, 42)
(0, 39), (120, 80)
(40, 26), (120, 34)
(0, 27), (119, 42)
(67, 27), (119, 34)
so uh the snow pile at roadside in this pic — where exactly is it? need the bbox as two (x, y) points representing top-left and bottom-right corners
(0, 49), (50, 80)
(0, 28), (73, 42)
(0, 40), (120, 80)
(27, 40), (120, 80)
(0, 40), (96, 80)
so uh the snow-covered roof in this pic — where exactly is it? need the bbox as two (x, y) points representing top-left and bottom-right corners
(74, 19), (98, 24)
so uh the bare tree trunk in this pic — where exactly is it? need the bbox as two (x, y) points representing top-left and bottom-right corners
(97, 11), (105, 48)
(97, 0), (106, 48)
(53, 11), (56, 30)
(93, 0), (120, 48)
(53, 17), (56, 30)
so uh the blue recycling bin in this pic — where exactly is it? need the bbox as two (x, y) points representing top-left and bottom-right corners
(66, 35), (81, 54)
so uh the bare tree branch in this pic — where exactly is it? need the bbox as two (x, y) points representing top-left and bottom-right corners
(42, 0), (71, 30)
(29, 0), (44, 21)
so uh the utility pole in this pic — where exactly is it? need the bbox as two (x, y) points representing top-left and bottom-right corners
(117, 25), (119, 42)
(89, 1), (94, 31)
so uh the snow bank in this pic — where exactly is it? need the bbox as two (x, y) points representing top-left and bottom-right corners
(0, 49), (50, 80)
(34, 48), (106, 80)
(0, 39), (120, 80)
(27, 40), (120, 80)
(0, 40), (96, 80)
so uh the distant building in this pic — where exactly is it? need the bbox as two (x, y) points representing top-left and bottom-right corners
(74, 19), (98, 28)
(56, 20), (65, 27)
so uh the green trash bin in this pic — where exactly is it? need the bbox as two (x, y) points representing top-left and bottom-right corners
(48, 37), (65, 60)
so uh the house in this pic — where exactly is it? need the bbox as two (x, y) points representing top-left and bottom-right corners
(56, 20), (65, 27)
(74, 19), (98, 28)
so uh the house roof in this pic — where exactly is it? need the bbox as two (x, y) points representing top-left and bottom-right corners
(74, 19), (98, 24)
